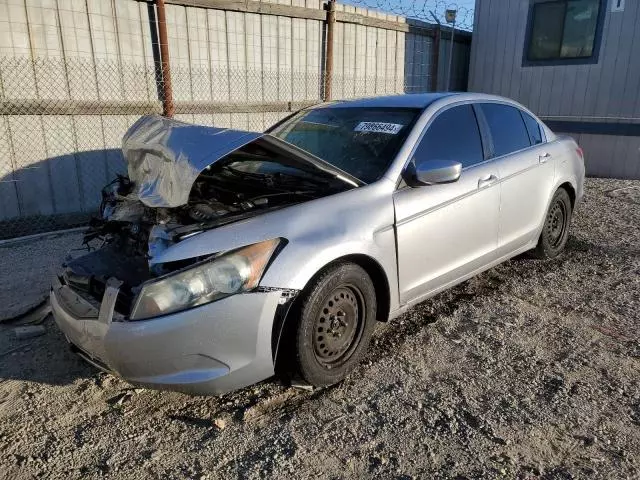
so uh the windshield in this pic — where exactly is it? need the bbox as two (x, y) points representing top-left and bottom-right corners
(269, 107), (421, 183)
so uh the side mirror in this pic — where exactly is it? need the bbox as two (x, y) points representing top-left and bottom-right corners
(403, 158), (462, 187)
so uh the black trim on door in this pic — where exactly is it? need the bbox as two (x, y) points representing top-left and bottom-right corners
(472, 104), (495, 160)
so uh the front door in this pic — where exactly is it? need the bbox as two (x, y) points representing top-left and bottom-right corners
(393, 104), (500, 305)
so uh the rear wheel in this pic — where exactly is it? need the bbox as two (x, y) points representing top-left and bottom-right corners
(533, 188), (572, 259)
(294, 262), (376, 387)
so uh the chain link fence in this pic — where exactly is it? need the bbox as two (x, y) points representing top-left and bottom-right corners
(1, 57), (158, 239)
(0, 0), (472, 240)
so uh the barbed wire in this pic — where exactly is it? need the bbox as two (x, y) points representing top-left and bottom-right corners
(343, 0), (475, 30)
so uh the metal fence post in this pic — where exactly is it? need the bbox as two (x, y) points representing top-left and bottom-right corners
(428, 11), (441, 92)
(446, 22), (455, 91)
(323, 0), (336, 101)
(156, 0), (175, 117)
(431, 25), (440, 91)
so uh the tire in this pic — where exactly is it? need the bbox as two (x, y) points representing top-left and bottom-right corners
(533, 188), (573, 259)
(294, 262), (377, 387)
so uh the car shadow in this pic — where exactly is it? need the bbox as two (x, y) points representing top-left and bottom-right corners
(0, 148), (125, 240)
(0, 148), (126, 385)
(0, 320), (97, 386)
(566, 235), (640, 258)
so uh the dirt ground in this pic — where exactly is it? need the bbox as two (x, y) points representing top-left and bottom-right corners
(0, 178), (638, 479)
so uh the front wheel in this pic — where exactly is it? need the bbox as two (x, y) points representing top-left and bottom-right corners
(294, 262), (377, 387)
(533, 188), (573, 259)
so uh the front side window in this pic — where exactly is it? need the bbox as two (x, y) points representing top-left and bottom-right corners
(270, 107), (420, 183)
(413, 104), (485, 169)
(480, 104), (532, 157)
(525, 0), (603, 65)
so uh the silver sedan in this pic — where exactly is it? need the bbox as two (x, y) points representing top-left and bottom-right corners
(51, 93), (585, 395)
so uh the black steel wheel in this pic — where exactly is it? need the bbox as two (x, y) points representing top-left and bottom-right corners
(546, 199), (568, 248)
(533, 188), (573, 259)
(313, 285), (365, 367)
(294, 263), (376, 387)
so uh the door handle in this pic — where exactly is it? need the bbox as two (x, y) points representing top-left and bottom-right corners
(539, 152), (552, 163)
(478, 174), (498, 189)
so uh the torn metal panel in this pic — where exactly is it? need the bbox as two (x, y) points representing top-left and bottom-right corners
(123, 115), (261, 208)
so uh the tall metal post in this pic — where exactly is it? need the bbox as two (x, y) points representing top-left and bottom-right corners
(157, 0), (175, 117)
(323, 0), (336, 101)
(446, 21), (455, 91)
(429, 11), (441, 91)
(445, 9), (457, 92)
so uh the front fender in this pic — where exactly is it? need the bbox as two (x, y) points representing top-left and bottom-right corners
(260, 224), (399, 311)
(152, 179), (401, 314)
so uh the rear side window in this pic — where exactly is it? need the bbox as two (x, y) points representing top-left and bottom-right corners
(480, 103), (531, 157)
(414, 105), (484, 169)
(521, 111), (544, 145)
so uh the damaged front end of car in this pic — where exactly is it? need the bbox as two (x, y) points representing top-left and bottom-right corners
(61, 115), (358, 321)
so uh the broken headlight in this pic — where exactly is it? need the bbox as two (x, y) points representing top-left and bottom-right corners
(130, 238), (282, 320)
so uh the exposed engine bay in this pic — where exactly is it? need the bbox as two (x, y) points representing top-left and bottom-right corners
(81, 142), (351, 276)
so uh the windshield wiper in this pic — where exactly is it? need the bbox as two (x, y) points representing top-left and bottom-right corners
(259, 136), (364, 188)
(221, 164), (333, 189)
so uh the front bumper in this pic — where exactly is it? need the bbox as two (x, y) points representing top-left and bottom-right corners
(50, 275), (282, 395)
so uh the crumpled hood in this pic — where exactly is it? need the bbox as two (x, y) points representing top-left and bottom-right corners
(122, 115), (261, 207)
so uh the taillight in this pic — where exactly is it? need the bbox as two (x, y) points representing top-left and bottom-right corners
(576, 146), (584, 159)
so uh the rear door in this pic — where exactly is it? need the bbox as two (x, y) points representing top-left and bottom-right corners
(393, 103), (500, 304)
(477, 103), (555, 256)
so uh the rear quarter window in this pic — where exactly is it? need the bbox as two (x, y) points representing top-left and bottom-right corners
(521, 111), (544, 145)
(480, 103), (532, 157)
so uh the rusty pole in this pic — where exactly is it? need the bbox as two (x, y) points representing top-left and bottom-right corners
(323, 0), (336, 101)
(156, 0), (175, 117)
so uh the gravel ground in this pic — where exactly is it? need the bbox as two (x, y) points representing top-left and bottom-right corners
(0, 178), (639, 479)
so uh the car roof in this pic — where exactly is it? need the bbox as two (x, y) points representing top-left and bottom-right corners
(316, 92), (461, 110)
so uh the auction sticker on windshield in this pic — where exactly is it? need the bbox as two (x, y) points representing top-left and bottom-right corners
(354, 122), (404, 134)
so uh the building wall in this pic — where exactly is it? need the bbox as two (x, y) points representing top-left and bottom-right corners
(469, 0), (640, 179)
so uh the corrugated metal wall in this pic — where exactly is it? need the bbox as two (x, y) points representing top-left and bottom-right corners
(163, 0), (326, 125)
(0, 0), (471, 238)
(469, 0), (640, 179)
(332, 4), (408, 97)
